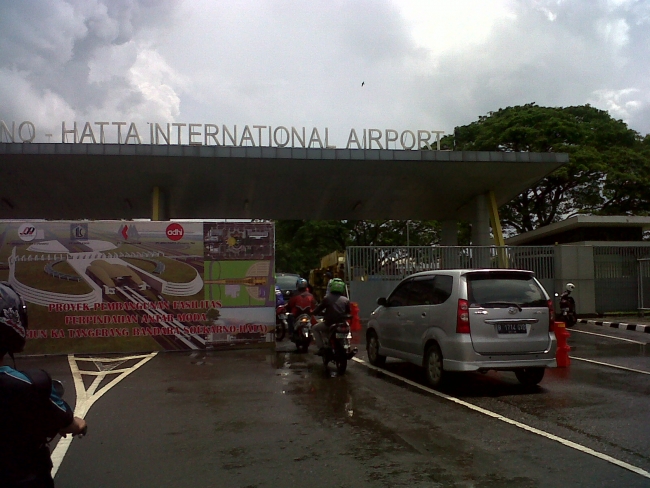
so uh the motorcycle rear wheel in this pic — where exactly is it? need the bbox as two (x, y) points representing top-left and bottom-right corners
(275, 320), (286, 341)
(336, 357), (347, 375)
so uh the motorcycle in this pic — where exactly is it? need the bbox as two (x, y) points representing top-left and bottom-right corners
(321, 318), (357, 375)
(557, 283), (577, 328)
(275, 304), (288, 341)
(291, 312), (313, 353)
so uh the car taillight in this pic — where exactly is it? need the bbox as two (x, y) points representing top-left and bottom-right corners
(547, 299), (555, 332)
(457, 299), (470, 334)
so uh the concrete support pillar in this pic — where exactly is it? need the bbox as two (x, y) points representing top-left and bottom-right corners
(440, 220), (458, 246)
(440, 220), (460, 269)
(471, 193), (491, 268)
(152, 186), (168, 221)
(471, 193), (491, 246)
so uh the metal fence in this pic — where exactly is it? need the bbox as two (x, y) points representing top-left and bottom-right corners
(345, 246), (556, 318)
(346, 244), (650, 317)
(345, 245), (555, 281)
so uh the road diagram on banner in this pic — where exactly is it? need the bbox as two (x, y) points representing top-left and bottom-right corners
(51, 352), (157, 477)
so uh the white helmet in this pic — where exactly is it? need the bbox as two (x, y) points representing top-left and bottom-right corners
(566, 283), (575, 291)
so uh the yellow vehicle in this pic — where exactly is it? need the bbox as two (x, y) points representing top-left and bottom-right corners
(309, 251), (345, 302)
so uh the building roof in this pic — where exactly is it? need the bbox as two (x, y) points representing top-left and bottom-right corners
(506, 215), (650, 245)
(0, 143), (568, 221)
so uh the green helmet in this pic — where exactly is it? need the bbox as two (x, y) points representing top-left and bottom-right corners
(329, 278), (346, 294)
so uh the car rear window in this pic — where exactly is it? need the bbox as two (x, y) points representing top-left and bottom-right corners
(276, 275), (300, 289)
(467, 272), (547, 308)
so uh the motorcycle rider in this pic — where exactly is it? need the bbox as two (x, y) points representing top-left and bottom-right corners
(275, 284), (285, 307)
(0, 282), (87, 487)
(286, 278), (317, 337)
(560, 282), (577, 327)
(312, 278), (351, 356)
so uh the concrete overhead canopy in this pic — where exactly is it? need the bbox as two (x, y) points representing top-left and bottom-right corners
(0, 143), (568, 221)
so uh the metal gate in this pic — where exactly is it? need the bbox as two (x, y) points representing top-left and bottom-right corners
(638, 258), (650, 311)
(593, 246), (650, 314)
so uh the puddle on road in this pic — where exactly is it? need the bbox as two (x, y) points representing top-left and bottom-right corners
(271, 349), (540, 487)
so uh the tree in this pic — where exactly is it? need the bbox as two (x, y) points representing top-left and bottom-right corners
(439, 103), (650, 234)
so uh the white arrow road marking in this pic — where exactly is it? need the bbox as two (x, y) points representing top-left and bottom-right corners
(51, 352), (157, 477)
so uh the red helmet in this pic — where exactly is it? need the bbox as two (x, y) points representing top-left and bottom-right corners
(0, 282), (28, 356)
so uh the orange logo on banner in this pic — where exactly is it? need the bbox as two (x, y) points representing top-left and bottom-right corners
(166, 223), (184, 241)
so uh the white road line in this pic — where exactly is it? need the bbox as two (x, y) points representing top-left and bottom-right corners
(51, 352), (157, 477)
(352, 357), (650, 480)
(570, 356), (650, 375)
(73, 354), (155, 362)
(572, 329), (647, 344)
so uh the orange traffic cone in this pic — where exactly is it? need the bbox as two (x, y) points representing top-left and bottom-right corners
(555, 322), (571, 367)
(350, 302), (361, 331)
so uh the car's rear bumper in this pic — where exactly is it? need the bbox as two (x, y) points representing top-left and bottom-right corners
(444, 356), (557, 372)
(440, 333), (557, 371)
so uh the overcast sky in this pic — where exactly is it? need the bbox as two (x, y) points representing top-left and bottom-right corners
(1, 0), (649, 146)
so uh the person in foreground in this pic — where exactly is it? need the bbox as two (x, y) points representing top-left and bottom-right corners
(0, 282), (87, 488)
(312, 278), (351, 356)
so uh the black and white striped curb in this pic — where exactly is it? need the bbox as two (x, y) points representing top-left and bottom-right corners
(577, 318), (650, 334)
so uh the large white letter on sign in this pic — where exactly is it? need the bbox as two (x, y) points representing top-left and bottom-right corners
(368, 129), (383, 149)
(79, 122), (97, 144)
(346, 129), (361, 150)
(400, 130), (415, 150)
(18, 121), (35, 143)
(417, 130), (431, 150)
(62, 122), (78, 143)
(125, 123), (142, 144)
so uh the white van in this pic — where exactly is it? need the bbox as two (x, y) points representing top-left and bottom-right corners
(366, 269), (557, 387)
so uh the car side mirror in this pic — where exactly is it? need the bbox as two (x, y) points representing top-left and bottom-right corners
(377, 297), (387, 306)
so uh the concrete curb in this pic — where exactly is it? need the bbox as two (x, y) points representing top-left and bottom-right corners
(577, 318), (650, 334)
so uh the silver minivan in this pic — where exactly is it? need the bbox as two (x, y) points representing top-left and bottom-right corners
(366, 269), (557, 387)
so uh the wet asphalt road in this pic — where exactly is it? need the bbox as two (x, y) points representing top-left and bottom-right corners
(16, 322), (650, 488)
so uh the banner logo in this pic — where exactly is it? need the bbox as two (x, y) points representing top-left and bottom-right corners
(166, 223), (184, 241)
(18, 223), (36, 242)
(71, 223), (88, 240)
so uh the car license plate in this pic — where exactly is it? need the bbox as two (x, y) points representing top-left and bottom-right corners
(335, 333), (347, 338)
(496, 323), (527, 334)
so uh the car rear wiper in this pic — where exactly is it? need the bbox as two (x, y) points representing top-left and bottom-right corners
(481, 301), (522, 311)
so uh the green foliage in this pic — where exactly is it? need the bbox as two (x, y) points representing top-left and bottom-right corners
(447, 103), (650, 234)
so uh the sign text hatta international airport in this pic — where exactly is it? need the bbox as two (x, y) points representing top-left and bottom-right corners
(0, 120), (445, 150)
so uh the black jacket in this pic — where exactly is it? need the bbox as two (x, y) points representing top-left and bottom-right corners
(313, 293), (351, 326)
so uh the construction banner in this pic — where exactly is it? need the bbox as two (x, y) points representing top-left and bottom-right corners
(0, 221), (275, 355)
